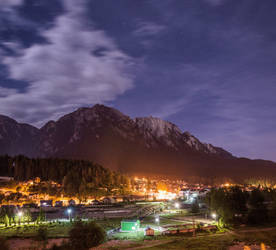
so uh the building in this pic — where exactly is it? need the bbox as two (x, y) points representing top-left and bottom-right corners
(55, 201), (63, 207)
(40, 200), (53, 207)
(91, 200), (100, 205)
(144, 227), (154, 236)
(23, 203), (38, 208)
(68, 199), (76, 206)
(121, 219), (140, 232)
(103, 197), (116, 204)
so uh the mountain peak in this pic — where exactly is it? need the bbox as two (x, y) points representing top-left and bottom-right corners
(91, 104), (127, 119)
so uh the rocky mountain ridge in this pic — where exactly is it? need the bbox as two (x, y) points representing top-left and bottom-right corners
(0, 104), (275, 180)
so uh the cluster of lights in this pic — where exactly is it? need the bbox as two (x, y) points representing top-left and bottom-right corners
(155, 190), (177, 200)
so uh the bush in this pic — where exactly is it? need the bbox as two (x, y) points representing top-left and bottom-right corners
(191, 201), (200, 214)
(35, 226), (48, 241)
(68, 221), (106, 250)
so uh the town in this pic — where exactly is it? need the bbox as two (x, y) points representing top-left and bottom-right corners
(0, 172), (275, 249)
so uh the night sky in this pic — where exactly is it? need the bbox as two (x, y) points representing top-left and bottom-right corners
(0, 0), (276, 161)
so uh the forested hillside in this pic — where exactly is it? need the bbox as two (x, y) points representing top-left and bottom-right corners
(0, 155), (130, 197)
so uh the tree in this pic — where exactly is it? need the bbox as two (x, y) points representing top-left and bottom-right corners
(247, 188), (268, 225)
(25, 208), (32, 224)
(191, 200), (200, 214)
(37, 208), (46, 224)
(68, 221), (106, 250)
(4, 215), (9, 227)
(205, 186), (248, 226)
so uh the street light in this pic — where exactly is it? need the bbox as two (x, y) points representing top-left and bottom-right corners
(174, 202), (180, 209)
(211, 213), (217, 220)
(155, 216), (160, 229)
(18, 211), (23, 225)
(67, 208), (72, 221)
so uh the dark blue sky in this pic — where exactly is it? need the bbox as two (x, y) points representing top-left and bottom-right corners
(1, 0), (276, 160)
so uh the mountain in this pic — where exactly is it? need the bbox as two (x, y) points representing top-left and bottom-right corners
(0, 115), (39, 156)
(0, 104), (276, 182)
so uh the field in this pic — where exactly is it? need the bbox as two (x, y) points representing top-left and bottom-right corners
(0, 217), (123, 238)
(105, 229), (276, 250)
(0, 203), (275, 249)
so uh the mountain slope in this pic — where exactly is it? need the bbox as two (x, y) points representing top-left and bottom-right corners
(0, 104), (276, 181)
(0, 115), (39, 156)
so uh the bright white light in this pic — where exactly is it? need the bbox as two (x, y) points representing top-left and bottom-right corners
(18, 211), (23, 217)
(67, 208), (72, 214)
(211, 213), (217, 219)
(175, 202), (180, 209)
(155, 217), (159, 223)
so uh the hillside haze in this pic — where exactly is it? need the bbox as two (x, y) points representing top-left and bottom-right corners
(0, 104), (276, 181)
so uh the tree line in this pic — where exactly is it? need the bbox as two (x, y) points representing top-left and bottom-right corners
(0, 155), (131, 199)
(205, 186), (276, 226)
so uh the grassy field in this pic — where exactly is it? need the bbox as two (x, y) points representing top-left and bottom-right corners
(139, 234), (235, 250)
(0, 223), (72, 238)
(138, 229), (276, 250)
(0, 213), (276, 250)
(0, 217), (123, 238)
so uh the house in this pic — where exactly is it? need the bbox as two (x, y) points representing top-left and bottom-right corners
(28, 193), (39, 199)
(55, 201), (63, 207)
(4, 191), (13, 197)
(103, 197), (116, 204)
(144, 227), (154, 236)
(91, 200), (100, 205)
(68, 199), (76, 206)
(121, 219), (140, 232)
(23, 203), (38, 208)
(40, 200), (53, 207)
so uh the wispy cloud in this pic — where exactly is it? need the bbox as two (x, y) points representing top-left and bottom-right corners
(0, 87), (18, 97)
(1, 0), (134, 127)
(0, 0), (23, 7)
(133, 21), (166, 37)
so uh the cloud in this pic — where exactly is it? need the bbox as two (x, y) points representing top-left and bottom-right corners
(133, 21), (166, 37)
(0, 0), (23, 7)
(0, 1), (37, 32)
(1, 0), (134, 127)
(0, 87), (18, 97)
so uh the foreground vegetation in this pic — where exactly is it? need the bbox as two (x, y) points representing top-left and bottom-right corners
(137, 228), (276, 250)
(205, 186), (276, 226)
